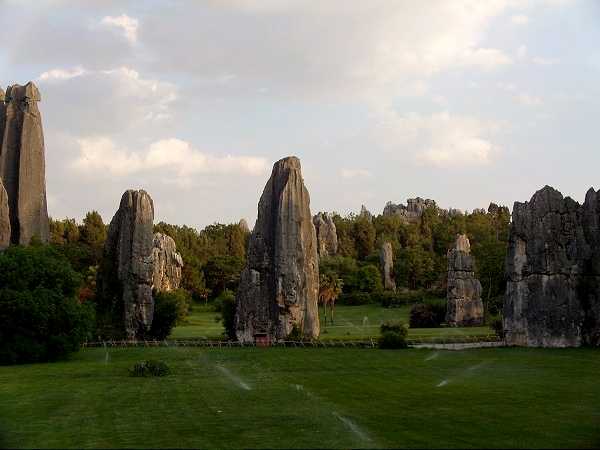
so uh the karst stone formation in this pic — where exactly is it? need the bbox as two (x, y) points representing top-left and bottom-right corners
(383, 197), (436, 224)
(313, 212), (338, 257)
(380, 242), (396, 291)
(235, 156), (320, 342)
(504, 186), (600, 347)
(99, 190), (156, 340)
(0, 82), (49, 245)
(152, 232), (184, 292)
(446, 234), (484, 326)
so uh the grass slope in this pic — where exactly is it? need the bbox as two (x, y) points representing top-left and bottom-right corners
(1, 347), (599, 448)
(170, 304), (494, 340)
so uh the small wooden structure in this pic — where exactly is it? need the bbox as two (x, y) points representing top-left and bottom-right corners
(254, 333), (271, 347)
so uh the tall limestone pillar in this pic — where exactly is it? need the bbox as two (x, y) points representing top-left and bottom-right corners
(235, 156), (319, 342)
(0, 82), (49, 245)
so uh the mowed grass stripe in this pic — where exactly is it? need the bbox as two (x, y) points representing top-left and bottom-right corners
(1, 347), (599, 448)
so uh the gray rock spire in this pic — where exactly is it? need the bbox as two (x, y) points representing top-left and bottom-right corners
(235, 156), (319, 342)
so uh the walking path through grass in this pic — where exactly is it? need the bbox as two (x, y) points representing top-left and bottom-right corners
(1, 347), (599, 448)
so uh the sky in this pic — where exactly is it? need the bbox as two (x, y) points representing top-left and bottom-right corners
(1, 0), (599, 229)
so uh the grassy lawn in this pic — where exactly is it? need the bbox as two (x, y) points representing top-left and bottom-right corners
(0, 347), (599, 448)
(170, 303), (494, 341)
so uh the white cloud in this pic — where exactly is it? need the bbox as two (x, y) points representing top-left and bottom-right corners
(517, 45), (528, 60)
(516, 93), (543, 106)
(72, 137), (143, 175)
(71, 137), (269, 181)
(511, 14), (530, 25)
(100, 14), (139, 44)
(460, 48), (513, 70)
(142, 1), (518, 102)
(374, 110), (501, 167)
(37, 66), (177, 133)
(38, 66), (87, 82)
(340, 168), (372, 179)
(533, 56), (560, 65)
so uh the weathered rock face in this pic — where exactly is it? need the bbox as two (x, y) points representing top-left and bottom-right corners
(446, 234), (484, 326)
(235, 156), (319, 342)
(383, 197), (436, 224)
(0, 178), (10, 250)
(0, 82), (49, 245)
(504, 186), (600, 347)
(238, 218), (250, 234)
(99, 190), (155, 340)
(380, 242), (396, 291)
(313, 212), (338, 257)
(152, 232), (183, 293)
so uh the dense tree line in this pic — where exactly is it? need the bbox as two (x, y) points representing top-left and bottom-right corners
(0, 201), (509, 364)
(324, 203), (510, 317)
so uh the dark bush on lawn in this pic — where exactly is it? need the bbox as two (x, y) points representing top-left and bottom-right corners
(490, 315), (504, 338)
(0, 245), (95, 365)
(409, 299), (447, 328)
(149, 292), (180, 340)
(379, 321), (408, 349)
(214, 289), (236, 339)
(129, 360), (170, 377)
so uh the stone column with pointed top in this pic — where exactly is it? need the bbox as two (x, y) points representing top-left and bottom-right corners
(98, 190), (155, 340)
(0, 82), (49, 245)
(446, 234), (483, 326)
(380, 242), (396, 291)
(235, 156), (319, 342)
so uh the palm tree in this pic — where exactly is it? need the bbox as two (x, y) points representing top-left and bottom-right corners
(319, 273), (343, 326)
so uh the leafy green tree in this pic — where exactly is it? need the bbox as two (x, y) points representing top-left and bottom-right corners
(214, 289), (236, 340)
(149, 292), (180, 340)
(203, 255), (245, 298)
(0, 246), (95, 364)
(353, 217), (376, 260)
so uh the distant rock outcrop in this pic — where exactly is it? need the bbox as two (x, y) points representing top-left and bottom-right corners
(0, 179), (10, 250)
(152, 232), (183, 293)
(313, 212), (338, 257)
(446, 234), (483, 326)
(383, 197), (436, 224)
(380, 242), (396, 291)
(238, 218), (250, 234)
(235, 156), (319, 342)
(359, 205), (373, 222)
(0, 82), (49, 245)
(504, 186), (600, 347)
(98, 190), (155, 340)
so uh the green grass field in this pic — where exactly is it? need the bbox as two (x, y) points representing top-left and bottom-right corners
(169, 303), (494, 341)
(1, 347), (599, 448)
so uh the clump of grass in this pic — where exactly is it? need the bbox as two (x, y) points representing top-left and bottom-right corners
(129, 360), (170, 377)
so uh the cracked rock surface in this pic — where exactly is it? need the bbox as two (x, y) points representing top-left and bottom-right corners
(235, 156), (319, 342)
(504, 185), (600, 347)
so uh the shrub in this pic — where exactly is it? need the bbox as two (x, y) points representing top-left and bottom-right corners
(409, 299), (447, 328)
(149, 293), (179, 340)
(129, 360), (170, 377)
(169, 289), (192, 324)
(0, 245), (95, 365)
(490, 315), (504, 338)
(379, 321), (408, 349)
(214, 289), (236, 339)
(380, 321), (408, 336)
